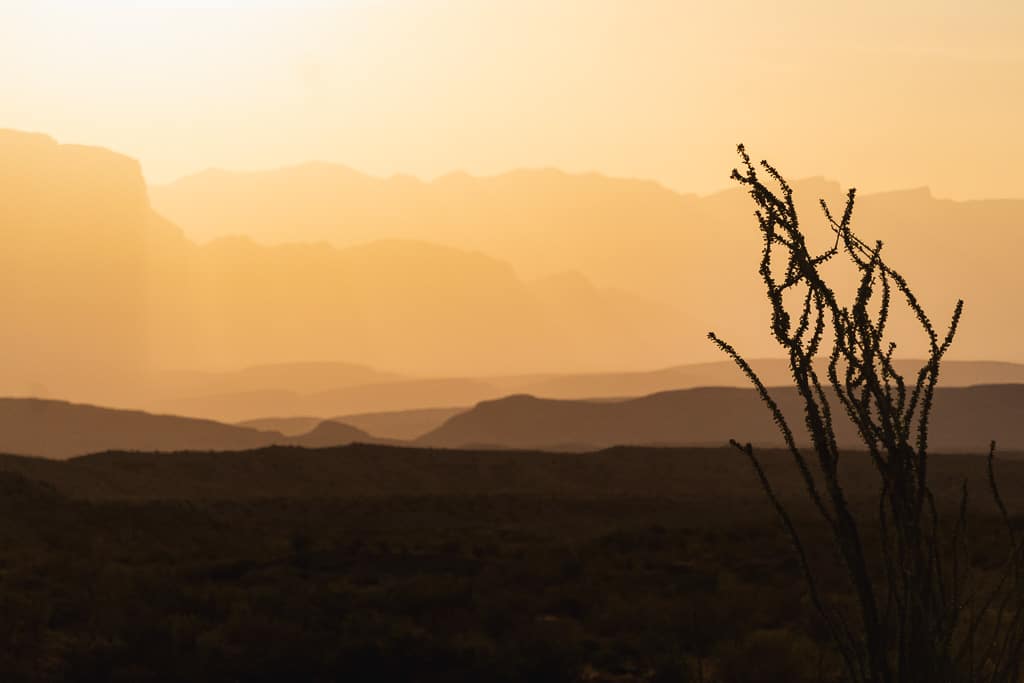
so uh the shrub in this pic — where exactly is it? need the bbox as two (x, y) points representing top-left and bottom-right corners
(709, 145), (1024, 682)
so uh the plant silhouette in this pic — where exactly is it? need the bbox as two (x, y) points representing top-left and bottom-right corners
(709, 145), (1024, 682)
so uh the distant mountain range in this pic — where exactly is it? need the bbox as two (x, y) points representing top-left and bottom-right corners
(149, 160), (1024, 367)
(0, 398), (380, 460)
(147, 358), (1024, 424)
(418, 384), (1024, 453)
(240, 407), (465, 441)
(0, 129), (698, 405)
(3, 129), (1024, 417)
(5, 381), (1024, 459)
(150, 376), (496, 423)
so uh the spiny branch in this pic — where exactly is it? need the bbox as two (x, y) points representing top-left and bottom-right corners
(707, 144), (1019, 682)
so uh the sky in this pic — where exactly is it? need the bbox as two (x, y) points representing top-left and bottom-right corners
(0, 1), (1022, 198)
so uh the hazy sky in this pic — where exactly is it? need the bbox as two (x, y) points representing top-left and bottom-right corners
(1, 1), (1022, 197)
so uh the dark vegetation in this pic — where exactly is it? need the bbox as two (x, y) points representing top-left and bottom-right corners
(710, 147), (1024, 681)
(1, 444), (1022, 682)
(2, 145), (1017, 681)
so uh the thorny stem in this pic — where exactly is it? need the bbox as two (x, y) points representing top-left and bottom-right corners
(707, 145), (1021, 682)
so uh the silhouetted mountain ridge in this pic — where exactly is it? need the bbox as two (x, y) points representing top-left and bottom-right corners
(418, 384), (1024, 453)
(4, 380), (1024, 460)
(151, 160), (1024, 365)
(0, 398), (383, 459)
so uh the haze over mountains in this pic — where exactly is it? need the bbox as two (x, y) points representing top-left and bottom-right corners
(150, 161), (1024, 368)
(127, 359), (1024, 425)
(3, 128), (1024, 428)
(4, 357), (1022, 458)
(0, 130), (690, 405)
(5, 381), (1024, 460)
(149, 361), (808, 425)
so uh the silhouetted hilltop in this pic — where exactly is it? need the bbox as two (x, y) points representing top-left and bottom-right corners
(506, 359), (1024, 400)
(289, 420), (375, 448)
(0, 398), (386, 459)
(418, 384), (1024, 453)
(240, 408), (469, 442)
(418, 390), (761, 451)
(331, 407), (467, 441)
(237, 416), (324, 436)
(0, 398), (283, 459)
(242, 407), (470, 441)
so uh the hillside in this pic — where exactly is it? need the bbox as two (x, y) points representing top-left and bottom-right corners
(237, 416), (325, 436)
(290, 420), (377, 448)
(0, 398), (283, 459)
(0, 399), (379, 459)
(242, 407), (469, 441)
(9, 379), (1022, 461)
(331, 406), (467, 440)
(492, 359), (1024, 400)
(418, 384), (1024, 453)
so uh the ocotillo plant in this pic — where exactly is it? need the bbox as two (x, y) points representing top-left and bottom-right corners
(709, 145), (1024, 682)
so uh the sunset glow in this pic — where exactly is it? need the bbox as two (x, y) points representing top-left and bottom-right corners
(1, 1), (1021, 197)
(4, 4), (1024, 679)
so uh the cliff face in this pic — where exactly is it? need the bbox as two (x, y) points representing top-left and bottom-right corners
(0, 130), (153, 399)
(0, 130), (698, 410)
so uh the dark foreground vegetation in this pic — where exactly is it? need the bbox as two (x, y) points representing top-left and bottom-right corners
(0, 444), (1020, 682)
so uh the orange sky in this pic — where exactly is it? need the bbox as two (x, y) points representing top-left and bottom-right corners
(1, 1), (1022, 198)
